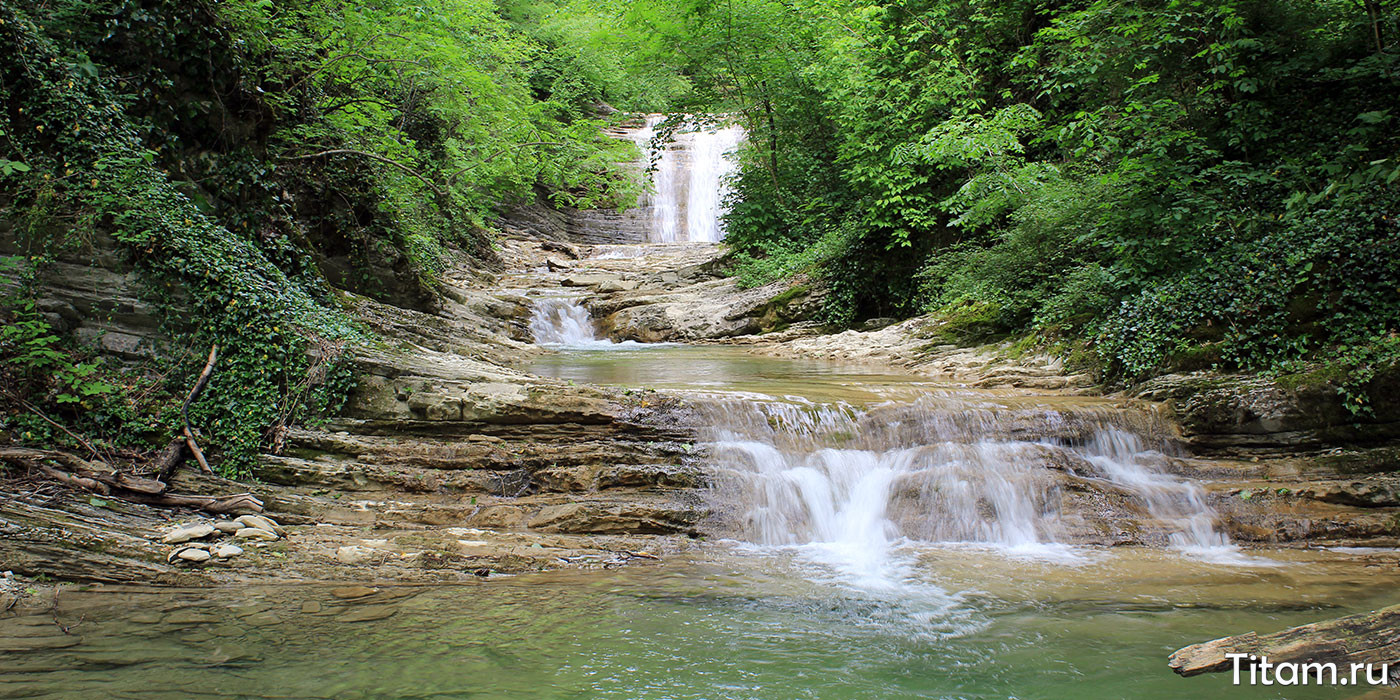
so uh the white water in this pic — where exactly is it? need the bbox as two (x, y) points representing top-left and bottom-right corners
(629, 115), (744, 243)
(529, 297), (617, 348)
(706, 399), (1240, 587)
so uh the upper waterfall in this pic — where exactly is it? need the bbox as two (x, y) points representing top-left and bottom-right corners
(626, 115), (745, 243)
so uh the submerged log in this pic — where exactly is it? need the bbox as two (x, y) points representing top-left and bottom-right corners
(1169, 604), (1400, 677)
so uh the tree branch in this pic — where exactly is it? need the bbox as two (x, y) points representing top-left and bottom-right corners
(284, 149), (445, 196)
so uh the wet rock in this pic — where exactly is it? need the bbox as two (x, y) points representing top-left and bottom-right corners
(234, 527), (279, 541)
(161, 523), (215, 544)
(331, 585), (378, 600)
(335, 605), (396, 623)
(1298, 476), (1400, 507)
(526, 501), (701, 535)
(0, 635), (83, 652)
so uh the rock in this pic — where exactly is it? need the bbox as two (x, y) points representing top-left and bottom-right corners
(331, 585), (378, 600)
(335, 545), (378, 565)
(560, 273), (619, 288)
(857, 317), (898, 332)
(301, 601), (323, 614)
(596, 279), (639, 293)
(174, 548), (211, 563)
(1170, 603), (1400, 677)
(234, 515), (285, 537)
(234, 527), (279, 541)
(540, 240), (580, 259)
(0, 636), (84, 652)
(161, 523), (216, 544)
(335, 605), (396, 623)
(213, 544), (244, 559)
(213, 520), (242, 534)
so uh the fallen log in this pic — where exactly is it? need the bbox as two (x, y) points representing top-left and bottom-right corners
(1169, 604), (1400, 678)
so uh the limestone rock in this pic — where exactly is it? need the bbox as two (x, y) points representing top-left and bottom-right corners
(161, 523), (215, 544)
(234, 514), (285, 537)
(234, 527), (279, 541)
(335, 545), (378, 565)
(173, 547), (212, 563)
(213, 544), (244, 559)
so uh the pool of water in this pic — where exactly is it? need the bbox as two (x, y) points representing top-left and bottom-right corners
(2, 548), (1396, 699)
(5, 344), (1395, 698)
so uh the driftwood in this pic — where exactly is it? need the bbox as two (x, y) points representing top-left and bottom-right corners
(1170, 604), (1400, 677)
(155, 342), (219, 480)
(0, 448), (262, 515)
(180, 343), (219, 475)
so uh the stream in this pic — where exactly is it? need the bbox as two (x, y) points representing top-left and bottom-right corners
(3, 122), (1396, 700)
(4, 317), (1399, 699)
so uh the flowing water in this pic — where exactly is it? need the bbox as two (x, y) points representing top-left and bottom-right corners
(7, 282), (1399, 698)
(627, 114), (744, 243)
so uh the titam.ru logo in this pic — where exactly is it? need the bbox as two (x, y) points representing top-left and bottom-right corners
(1227, 654), (1395, 687)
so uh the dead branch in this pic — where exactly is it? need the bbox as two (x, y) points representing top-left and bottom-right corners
(178, 343), (219, 475)
(0, 447), (262, 515)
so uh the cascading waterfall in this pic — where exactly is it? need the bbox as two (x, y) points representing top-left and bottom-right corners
(529, 297), (613, 348)
(703, 397), (1238, 585)
(682, 123), (744, 243)
(628, 114), (744, 243)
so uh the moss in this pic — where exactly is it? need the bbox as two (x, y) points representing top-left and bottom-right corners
(766, 284), (811, 309)
(923, 299), (1007, 345)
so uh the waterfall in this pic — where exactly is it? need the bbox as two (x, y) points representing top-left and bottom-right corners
(628, 115), (744, 243)
(529, 297), (613, 348)
(704, 398), (1237, 583)
(1081, 429), (1234, 553)
(682, 124), (744, 243)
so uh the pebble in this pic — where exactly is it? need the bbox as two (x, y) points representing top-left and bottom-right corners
(161, 523), (216, 544)
(234, 527), (279, 541)
(213, 544), (244, 559)
(175, 548), (212, 563)
(300, 601), (322, 614)
(213, 520), (242, 534)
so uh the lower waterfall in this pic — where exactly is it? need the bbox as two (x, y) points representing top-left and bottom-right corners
(702, 397), (1243, 586)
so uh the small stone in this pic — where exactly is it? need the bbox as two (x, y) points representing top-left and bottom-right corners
(213, 520), (242, 534)
(213, 544), (243, 559)
(234, 515), (285, 537)
(161, 523), (216, 544)
(175, 548), (211, 563)
(300, 601), (322, 614)
(234, 527), (279, 541)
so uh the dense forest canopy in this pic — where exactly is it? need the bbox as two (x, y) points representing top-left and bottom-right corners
(1, 0), (1398, 475)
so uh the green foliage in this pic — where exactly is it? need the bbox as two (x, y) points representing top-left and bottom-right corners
(626, 0), (1400, 407)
